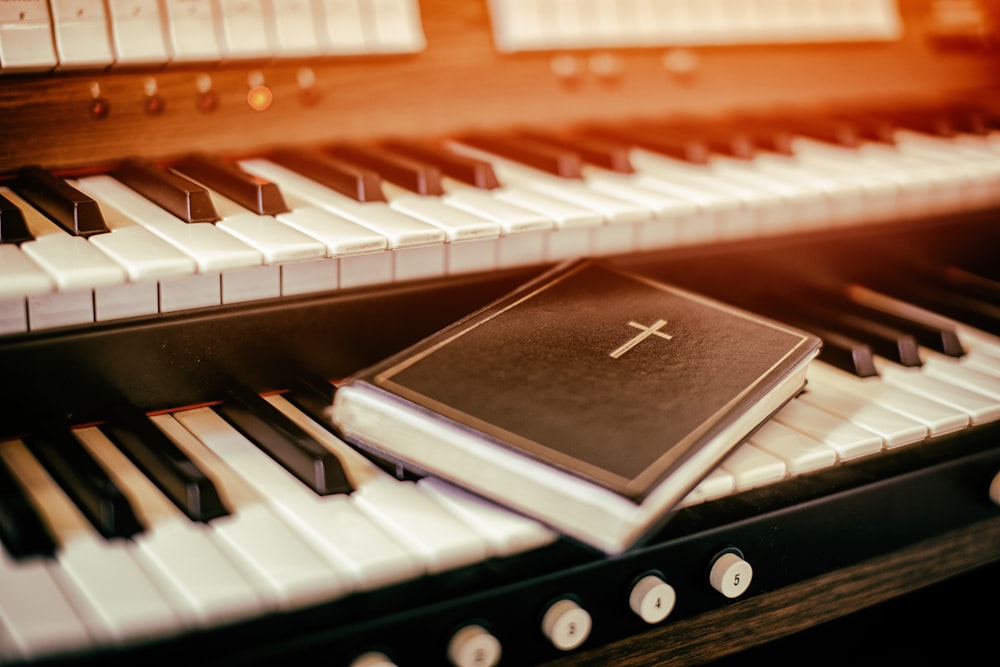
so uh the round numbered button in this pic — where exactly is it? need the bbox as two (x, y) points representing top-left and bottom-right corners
(541, 598), (592, 651)
(447, 624), (502, 667)
(629, 574), (677, 624)
(709, 551), (753, 598)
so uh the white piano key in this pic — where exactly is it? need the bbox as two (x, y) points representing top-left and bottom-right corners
(796, 382), (928, 449)
(879, 364), (1000, 424)
(150, 414), (349, 610)
(220, 264), (280, 304)
(961, 350), (1000, 378)
(0, 550), (92, 661)
(280, 258), (340, 296)
(204, 188), (328, 264)
(773, 399), (885, 461)
(0, 297), (27, 334)
(72, 427), (266, 628)
(26, 290), (94, 330)
(74, 175), (263, 273)
(339, 252), (394, 288)
(172, 406), (422, 590)
(273, 207), (387, 257)
(258, 396), (493, 574)
(417, 477), (558, 557)
(351, 476), (491, 575)
(387, 194), (501, 243)
(446, 238), (501, 275)
(0, 440), (182, 646)
(158, 272), (222, 312)
(808, 361), (969, 436)
(20, 234), (127, 291)
(718, 442), (786, 491)
(85, 225), (197, 282)
(483, 183), (606, 230)
(0, 245), (53, 298)
(922, 355), (1000, 400)
(442, 187), (557, 233)
(216, 213), (328, 264)
(676, 467), (735, 508)
(747, 419), (838, 474)
(93, 280), (159, 320)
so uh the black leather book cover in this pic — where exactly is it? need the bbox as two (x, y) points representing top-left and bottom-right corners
(352, 259), (821, 502)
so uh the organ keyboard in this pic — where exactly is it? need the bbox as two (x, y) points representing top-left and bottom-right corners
(2, 0), (1000, 665)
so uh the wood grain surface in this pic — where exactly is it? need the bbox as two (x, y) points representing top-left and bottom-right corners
(542, 514), (1000, 665)
(1, 0), (999, 171)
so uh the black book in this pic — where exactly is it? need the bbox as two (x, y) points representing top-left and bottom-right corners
(330, 259), (821, 553)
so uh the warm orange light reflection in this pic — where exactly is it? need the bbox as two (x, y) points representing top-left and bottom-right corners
(247, 85), (273, 111)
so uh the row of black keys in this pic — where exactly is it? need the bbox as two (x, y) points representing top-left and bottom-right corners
(0, 376), (346, 561)
(1, 103), (996, 243)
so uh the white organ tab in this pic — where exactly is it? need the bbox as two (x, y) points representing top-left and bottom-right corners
(365, 0), (426, 52)
(265, 0), (323, 57)
(49, 0), (114, 69)
(0, 0), (58, 72)
(316, 0), (369, 54)
(161, 0), (222, 63)
(214, 0), (272, 60)
(106, 0), (169, 67)
(488, 0), (902, 51)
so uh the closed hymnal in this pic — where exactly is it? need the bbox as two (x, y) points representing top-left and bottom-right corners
(330, 259), (821, 554)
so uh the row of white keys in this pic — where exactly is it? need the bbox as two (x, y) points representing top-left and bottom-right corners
(446, 140), (735, 258)
(788, 137), (939, 220)
(170, 405), (424, 590)
(0, 439), (181, 647)
(74, 175), (279, 308)
(175, 402), (507, 577)
(265, 394), (558, 560)
(381, 183), (503, 276)
(239, 159), (450, 282)
(244, 156), (565, 277)
(0, 538), (92, 661)
(148, 413), (349, 610)
(71, 427), (267, 628)
(626, 149), (790, 237)
(891, 129), (1000, 209)
(1, 186), (130, 330)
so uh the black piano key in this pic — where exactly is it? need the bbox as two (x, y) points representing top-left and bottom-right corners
(786, 303), (923, 367)
(808, 328), (880, 378)
(778, 116), (863, 148)
(943, 266), (1000, 304)
(284, 374), (338, 428)
(99, 412), (229, 522)
(382, 139), (501, 189)
(23, 431), (143, 539)
(586, 125), (711, 164)
(456, 133), (584, 178)
(839, 298), (965, 357)
(518, 131), (635, 173)
(0, 191), (33, 244)
(268, 148), (386, 202)
(115, 158), (221, 223)
(172, 154), (289, 216)
(864, 278), (1000, 336)
(327, 143), (445, 195)
(14, 166), (109, 237)
(215, 385), (353, 496)
(0, 457), (57, 559)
